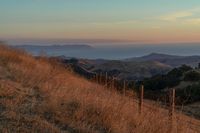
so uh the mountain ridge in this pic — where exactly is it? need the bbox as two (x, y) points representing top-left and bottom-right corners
(125, 53), (200, 67)
(13, 44), (94, 50)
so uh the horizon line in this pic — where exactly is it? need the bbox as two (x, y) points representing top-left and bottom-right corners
(2, 38), (200, 45)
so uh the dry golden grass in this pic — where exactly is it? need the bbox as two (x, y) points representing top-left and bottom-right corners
(0, 43), (199, 133)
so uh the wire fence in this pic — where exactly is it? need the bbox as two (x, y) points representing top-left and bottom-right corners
(1, 71), (200, 132)
(91, 72), (200, 132)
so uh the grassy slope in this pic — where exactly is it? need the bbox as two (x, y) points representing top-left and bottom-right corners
(0, 44), (199, 133)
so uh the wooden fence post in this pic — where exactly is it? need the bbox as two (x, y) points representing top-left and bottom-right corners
(99, 72), (102, 84)
(139, 85), (144, 114)
(169, 88), (175, 131)
(96, 73), (99, 83)
(169, 89), (175, 119)
(112, 77), (115, 90)
(107, 76), (110, 89)
(123, 80), (126, 96)
(105, 72), (108, 87)
(93, 75), (96, 82)
(132, 81), (135, 98)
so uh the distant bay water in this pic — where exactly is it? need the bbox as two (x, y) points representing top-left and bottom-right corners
(7, 41), (200, 60)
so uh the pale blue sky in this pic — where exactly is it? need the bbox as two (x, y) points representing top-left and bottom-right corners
(1, 0), (200, 42)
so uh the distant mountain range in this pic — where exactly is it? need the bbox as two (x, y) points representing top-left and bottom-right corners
(13, 44), (93, 51)
(125, 53), (200, 67)
(12, 44), (94, 57)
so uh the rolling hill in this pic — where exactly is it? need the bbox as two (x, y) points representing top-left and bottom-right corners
(1, 43), (200, 132)
(58, 52), (200, 81)
(61, 57), (172, 81)
(126, 53), (200, 67)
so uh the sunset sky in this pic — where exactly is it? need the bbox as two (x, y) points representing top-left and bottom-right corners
(1, 0), (200, 43)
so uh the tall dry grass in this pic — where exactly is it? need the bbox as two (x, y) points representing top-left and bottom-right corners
(0, 44), (198, 133)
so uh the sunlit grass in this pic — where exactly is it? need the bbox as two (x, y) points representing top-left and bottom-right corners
(0, 43), (198, 133)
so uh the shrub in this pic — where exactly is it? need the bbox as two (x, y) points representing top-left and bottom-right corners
(184, 70), (200, 81)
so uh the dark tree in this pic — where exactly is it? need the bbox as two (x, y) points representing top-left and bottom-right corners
(184, 70), (200, 81)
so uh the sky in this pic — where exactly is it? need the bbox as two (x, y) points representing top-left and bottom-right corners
(1, 0), (200, 43)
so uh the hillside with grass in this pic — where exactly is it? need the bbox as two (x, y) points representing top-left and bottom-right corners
(0, 43), (199, 133)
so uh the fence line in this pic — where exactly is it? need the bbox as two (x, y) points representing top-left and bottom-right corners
(3, 73), (200, 132)
(139, 85), (144, 114)
(90, 72), (200, 132)
(123, 80), (126, 96)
